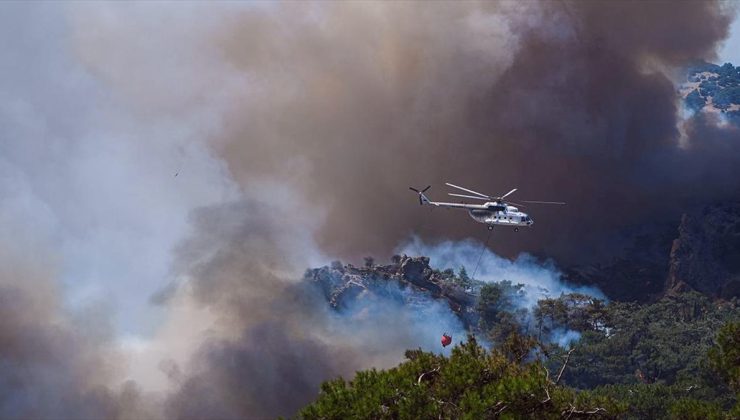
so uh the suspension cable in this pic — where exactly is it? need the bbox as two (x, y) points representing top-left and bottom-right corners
(471, 228), (493, 280)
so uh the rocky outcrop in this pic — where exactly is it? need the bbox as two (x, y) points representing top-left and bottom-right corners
(564, 202), (740, 302)
(666, 203), (740, 299)
(304, 255), (480, 327)
(564, 223), (676, 302)
(399, 256), (441, 294)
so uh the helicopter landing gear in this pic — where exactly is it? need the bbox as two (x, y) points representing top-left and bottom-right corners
(514, 227), (519, 232)
(487, 225), (494, 231)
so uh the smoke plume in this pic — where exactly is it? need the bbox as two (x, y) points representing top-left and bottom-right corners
(400, 237), (604, 307)
(197, 0), (738, 263)
(159, 190), (468, 418)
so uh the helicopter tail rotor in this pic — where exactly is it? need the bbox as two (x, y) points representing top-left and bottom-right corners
(409, 186), (431, 205)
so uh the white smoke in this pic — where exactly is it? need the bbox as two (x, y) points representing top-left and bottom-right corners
(399, 236), (606, 308)
(324, 278), (468, 356)
(397, 236), (605, 350)
(551, 329), (582, 348)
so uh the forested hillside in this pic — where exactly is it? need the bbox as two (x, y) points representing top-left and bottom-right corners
(682, 62), (740, 122)
(299, 254), (740, 418)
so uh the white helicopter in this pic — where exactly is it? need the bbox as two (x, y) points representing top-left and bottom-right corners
(409, 183), (565, 231)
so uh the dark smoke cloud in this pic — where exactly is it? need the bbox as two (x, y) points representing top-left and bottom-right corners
(209, 0), (737, 263)
(165, 323), (344, 419)
(0, 246), (155, 420)
(160, 193), (466, 418)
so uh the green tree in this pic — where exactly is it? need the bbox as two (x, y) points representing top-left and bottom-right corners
(458, 266), (470, 282)
(476, 281), (524, 333)
(299, 336), (622, 419)
(685, 90), (706, 112)
(364, 256), (375, 268)
(708, 321), (740, 392)
(591, 383), (725, 420)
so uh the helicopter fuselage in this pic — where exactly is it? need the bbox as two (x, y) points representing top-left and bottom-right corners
(468, 203), (533, 228)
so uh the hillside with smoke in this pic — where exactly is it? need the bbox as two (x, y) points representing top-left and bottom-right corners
(1, 1), (739, 418)
(160, 200), (592, 418)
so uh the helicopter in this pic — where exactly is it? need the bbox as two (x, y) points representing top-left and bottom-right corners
(409, 182), (565, 231)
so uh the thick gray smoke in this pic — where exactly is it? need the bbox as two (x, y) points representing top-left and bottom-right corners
(159, 189), (468, 418)
(201, 0), (738, 263)
(1, 1), (739, 419)
(0, 3), (235, 418)
(0, 245), (155, 419)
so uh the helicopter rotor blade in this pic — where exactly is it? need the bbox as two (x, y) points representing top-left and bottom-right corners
(507, 201), (527, 208)
(448, 193), (488, 201)
(409, 187), (419, 193)
(422, 185), (431, 192)
(445, 182), (490, 198)
(500, 188), (517, 200)
(521, 200), (566, 205)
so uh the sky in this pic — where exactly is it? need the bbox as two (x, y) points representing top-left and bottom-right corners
(720, 12), (740, 64)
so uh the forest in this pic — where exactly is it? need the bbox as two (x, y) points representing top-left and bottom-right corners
(300, 260), (740, 418)
(685, 62), (740, 122)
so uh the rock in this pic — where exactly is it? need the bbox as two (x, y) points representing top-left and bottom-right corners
(564, 223), (676, 302)
(564, 202), (740, 302)
(399, 256), (441, 295)
(666, 202), (740, 298)
(304, 255), (479, 328)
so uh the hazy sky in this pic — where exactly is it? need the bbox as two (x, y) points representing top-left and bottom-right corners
(720, 14), (740, 64)
(0, 3), (242, 338)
